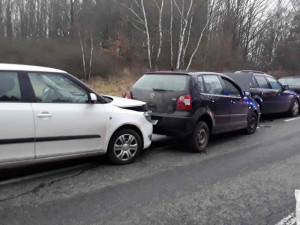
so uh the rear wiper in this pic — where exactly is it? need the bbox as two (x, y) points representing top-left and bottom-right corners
(152, 88), (174, 91)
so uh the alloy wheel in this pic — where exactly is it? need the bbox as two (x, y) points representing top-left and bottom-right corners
(113, 134), (138, 161)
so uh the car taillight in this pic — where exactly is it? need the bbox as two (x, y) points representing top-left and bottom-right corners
(176, 95), (192, 111)
(124, 92), (132, 99)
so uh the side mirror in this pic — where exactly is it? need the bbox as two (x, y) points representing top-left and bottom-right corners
(89, 93), (97, 103)
(242, 91), (251, 97)
(283, 85), (289, 91)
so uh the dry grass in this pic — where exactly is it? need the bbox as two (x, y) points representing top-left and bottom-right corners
(85, 68), (142, 97)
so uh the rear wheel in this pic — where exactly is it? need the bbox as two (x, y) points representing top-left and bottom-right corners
(245, 113), (258, 134)
(188, 121), (210, 153)
(289, 99), (299, 117)
(107, 129), (142, 165)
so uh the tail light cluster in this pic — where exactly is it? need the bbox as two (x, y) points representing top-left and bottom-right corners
(176, 94), (192, 111)
(124, 92), (132, 99)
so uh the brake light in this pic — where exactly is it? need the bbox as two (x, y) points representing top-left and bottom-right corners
(124, 92), (132, 99)
(176, 95), (192, 110)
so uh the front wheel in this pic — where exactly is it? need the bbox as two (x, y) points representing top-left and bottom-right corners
(188, 121), (210, 153)
(245, 113), (258, 135)
(107, 129), (142, 165)
(289, 99), (299, 117)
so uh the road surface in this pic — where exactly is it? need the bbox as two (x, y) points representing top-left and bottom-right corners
(0, 115), (299, 225)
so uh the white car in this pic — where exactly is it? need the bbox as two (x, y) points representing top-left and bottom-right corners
(0, 64), (153, 166)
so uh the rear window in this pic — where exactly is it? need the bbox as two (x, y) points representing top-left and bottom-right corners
(133, 74), (188, 91)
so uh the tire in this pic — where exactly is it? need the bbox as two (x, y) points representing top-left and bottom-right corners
(245, 113), (258, 135)
(107, 129), (142, 165)
(289, 99), (299, 117)
(188, 121), (210, 153)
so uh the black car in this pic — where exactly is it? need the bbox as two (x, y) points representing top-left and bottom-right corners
(226, 71), (300, 117)
(126, 71), (261, 152)
(279, 76), (300, 95)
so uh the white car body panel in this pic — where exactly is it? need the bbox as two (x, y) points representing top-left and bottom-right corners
(105, 95), (146, 108)
(0, 103), (35, 163)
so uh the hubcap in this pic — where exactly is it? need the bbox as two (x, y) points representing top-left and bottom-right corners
(249, 117), (256, 130)
(197, 128), (207, 146)
(292, 101), (299, 115)
(114, 134), (138, 161)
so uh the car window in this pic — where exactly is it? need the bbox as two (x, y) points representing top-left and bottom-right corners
(255, 76), (270, 89)
(222, 78), (241, 98)
(266, 77), (282, 91)
(0, 72), (22, 102)
(203, 75), (223, 95)
(133, 74), (187, 91)
(28, 73), (88, 103)
(197, 76), (205, 92)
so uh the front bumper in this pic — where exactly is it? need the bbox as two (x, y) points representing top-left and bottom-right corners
(140, 122), (153, 149)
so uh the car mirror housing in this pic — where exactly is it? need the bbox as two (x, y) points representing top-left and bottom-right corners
(283, 85), (289, 91)
(90, 93), (98, 103)
(242, 91), (251, 97)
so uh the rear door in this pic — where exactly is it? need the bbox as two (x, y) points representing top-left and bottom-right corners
(202, 75), (231, 133)
(221, 77), (249, 129)
(27, 72), (106, 159)
(0, 71), (35, 163)
(131, 74), (189, 114)
(254, 75), (275, 113)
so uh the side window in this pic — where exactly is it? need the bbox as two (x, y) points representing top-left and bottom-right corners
(222, 78), (242, 98)
(0, 72), (22, 102)
(255, 76), (270, 89)
(197, 76), (205, 92)
(28, 73), (89, 103)
(266, 77), (282, 91)
(203, 75), (223, 95)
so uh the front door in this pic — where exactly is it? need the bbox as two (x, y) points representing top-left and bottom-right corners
(27, 72), (107, 158)
(221, 77), (249, 129)
(266, 77), (291, 113)
(0, 71), (35, 163)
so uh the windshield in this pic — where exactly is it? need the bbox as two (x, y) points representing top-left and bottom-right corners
(133, 74), (188, 91)
(279, 77), (300, 86)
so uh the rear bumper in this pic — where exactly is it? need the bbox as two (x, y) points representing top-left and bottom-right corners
(151, 113), (196, 136)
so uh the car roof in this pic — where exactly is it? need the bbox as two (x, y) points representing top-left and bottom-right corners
(0, 63), (67, 73)
(145, 71), (228, 77)
(279, 76), (300, 79)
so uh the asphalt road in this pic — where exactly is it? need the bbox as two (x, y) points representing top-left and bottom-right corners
(0, 115), (299, 225)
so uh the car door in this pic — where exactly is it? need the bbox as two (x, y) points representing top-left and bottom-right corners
(0, 71), (35, 163)
(266, 77), (291, 113)
(254, 75), (276, 113)
(27, 72), (107, 158)
(202, 75), (231, 133)
(221, 78), (249, 129)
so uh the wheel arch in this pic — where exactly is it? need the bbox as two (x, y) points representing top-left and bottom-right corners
(197, 114), (214, 134)
(109, 124), (144, 149)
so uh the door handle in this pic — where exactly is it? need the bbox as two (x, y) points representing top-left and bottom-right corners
(209, 99), (215, 103)
(231, 100), (236, 104)
(37, 112), (52, 118)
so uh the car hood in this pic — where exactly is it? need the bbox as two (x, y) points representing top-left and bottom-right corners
(105, 95), (147, 109)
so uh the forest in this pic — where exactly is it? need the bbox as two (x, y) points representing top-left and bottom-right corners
(0, 0), (299, 81)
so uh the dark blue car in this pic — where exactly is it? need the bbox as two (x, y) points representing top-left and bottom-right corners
(127, 71), (261, 152)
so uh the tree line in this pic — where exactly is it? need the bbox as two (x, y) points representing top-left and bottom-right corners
(0, 0), (299, 79)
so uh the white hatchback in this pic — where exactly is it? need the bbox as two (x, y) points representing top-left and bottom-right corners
(0, 64), (153, 166)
